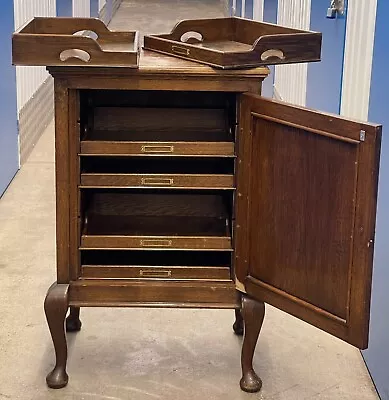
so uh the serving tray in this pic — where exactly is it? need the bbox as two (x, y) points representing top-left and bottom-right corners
(12, 17), (139, 67)
(144, 17), (322, 69)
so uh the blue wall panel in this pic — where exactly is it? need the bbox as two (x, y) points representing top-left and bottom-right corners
(261, 0), (277, 98)
(363, 1), (389, 398)
(306, 1), (347, 113)
(90, 0), (99, 18)
(57, 0), (72, 17)
(0, 2), (19, 197)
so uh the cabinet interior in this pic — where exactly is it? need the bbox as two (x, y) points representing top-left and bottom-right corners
(81, 189), (234, 238)
(78, 89), (237, 273)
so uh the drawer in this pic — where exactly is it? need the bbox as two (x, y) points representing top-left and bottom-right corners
(79, 90), (236, 158)
(80, 173), (234, 189)
(81, 234), (232, 250)
(81, 250), (232, 281)
(80, 157), (235, 189)
(80, 140), (235, 157)
(80, 191), (233, 251)
(82, 266), (231, 280)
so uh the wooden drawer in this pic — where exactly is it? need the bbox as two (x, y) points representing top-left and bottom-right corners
(80, 173), (234, 189)
(80, 140), (235, 157)
(81, 235), (232, 250)
(82, 265), (231, 280)
(80, 250), (232, 280)
(80, 191), (233, 251)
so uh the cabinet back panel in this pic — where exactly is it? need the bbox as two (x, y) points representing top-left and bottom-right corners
(94, 107), (227, 132)
(84, 191), (232, 218)
(83, 90), (234, 109)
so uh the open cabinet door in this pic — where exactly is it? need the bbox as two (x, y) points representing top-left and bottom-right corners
(235, 94), (381, 349)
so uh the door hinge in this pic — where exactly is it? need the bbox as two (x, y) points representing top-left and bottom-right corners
(360, 130), (366, 142)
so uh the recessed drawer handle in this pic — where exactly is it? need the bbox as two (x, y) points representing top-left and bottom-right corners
(140, 239), (173, 247)
(141, 177), (174, 186)
(141, 145), (174, 154)
(172, 45), (190, 56)
(140, 269), (172, 278)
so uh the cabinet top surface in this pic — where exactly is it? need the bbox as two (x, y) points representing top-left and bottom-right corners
(48, 49), (270, 78)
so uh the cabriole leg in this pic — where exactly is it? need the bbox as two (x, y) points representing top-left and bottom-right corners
(44, 283), (69, 389)
(233, 308), (244, 335)
(66, 306), (82, 332)
(240, 295), (265, 393)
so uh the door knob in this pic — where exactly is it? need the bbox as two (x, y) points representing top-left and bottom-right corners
(327, 0), (345, 19)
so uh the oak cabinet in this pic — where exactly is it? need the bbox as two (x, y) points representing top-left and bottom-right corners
(42, 51), (381, 392)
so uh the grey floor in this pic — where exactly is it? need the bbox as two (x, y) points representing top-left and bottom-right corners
(0, 1), (380, 399)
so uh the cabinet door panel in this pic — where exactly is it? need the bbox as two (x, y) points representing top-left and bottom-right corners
(235, 94), (381, 348)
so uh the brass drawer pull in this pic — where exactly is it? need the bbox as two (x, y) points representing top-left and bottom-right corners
(141, 177), (174, 186)
(140, 239), (173, 247)
(140, 269), (172, 278)
(141, 145), (174, 153)
(172, 45), (190, 56)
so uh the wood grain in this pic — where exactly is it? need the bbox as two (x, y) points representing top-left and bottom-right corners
(144, 17), (321, 69)
(12, 17), (139, 67)
(237, 94), (381, 348)
(69, 279), (239, 308)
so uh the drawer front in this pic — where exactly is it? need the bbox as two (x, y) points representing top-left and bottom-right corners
(81, 265), (231, 280)
(81, 235), (232, 250)
(80, 173), (235, 189)
(80, 141), (235, 157)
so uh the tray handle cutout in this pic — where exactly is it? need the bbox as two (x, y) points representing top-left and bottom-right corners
(180, 31), (203, 44)
(140, 239), (173, 248)
(59, 49), (91, 63)
(261, 49), (285, 62)
(172, 45), (190, 56)
(141, 145), (174, 154)
(73, 30), (99, 40)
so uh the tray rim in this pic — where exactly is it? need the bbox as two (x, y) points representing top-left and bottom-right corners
(143, 16), (322, 69)
(12, 17), (140, 68)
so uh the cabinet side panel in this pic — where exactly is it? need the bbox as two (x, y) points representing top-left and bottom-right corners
(54, 80), (70, 283)
(68, 89), (81, 280)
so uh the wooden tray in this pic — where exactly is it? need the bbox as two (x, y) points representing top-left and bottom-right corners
(80, 173), (235, 189)
(143, 17), (322, 69)
(79, 192), (233, 251)
(81, 250), (231, 280)
(12, 17), (139, 67)
(80, 156), (235, 189)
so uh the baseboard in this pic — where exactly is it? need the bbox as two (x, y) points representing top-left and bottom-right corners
(100, 0), (123, 25)
(99, 3), (109, 25)
(18, 77), (54, 164)
(112, 0), (122, 15)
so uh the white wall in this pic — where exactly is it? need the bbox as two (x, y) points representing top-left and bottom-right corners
(274, 0), (311, 106)
(73, 0), (90, 18)
(13, 0), (56, 112)
(340, 0), (378, 120)
(253, 0), (264, 21)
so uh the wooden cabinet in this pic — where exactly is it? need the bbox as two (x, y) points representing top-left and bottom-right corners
(42, 51), (381, 392)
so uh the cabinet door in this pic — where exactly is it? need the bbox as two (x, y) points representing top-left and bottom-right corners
(235, 94), (381, 348)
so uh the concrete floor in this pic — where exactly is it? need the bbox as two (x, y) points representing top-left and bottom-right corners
(0, 1), (380, 399)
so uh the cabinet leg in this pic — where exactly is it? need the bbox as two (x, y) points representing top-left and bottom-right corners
(233, 309), (244, 335)
(44, 283), (69, 389)
(66, 306), (82, 332)
(240, 295), (265, 393)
